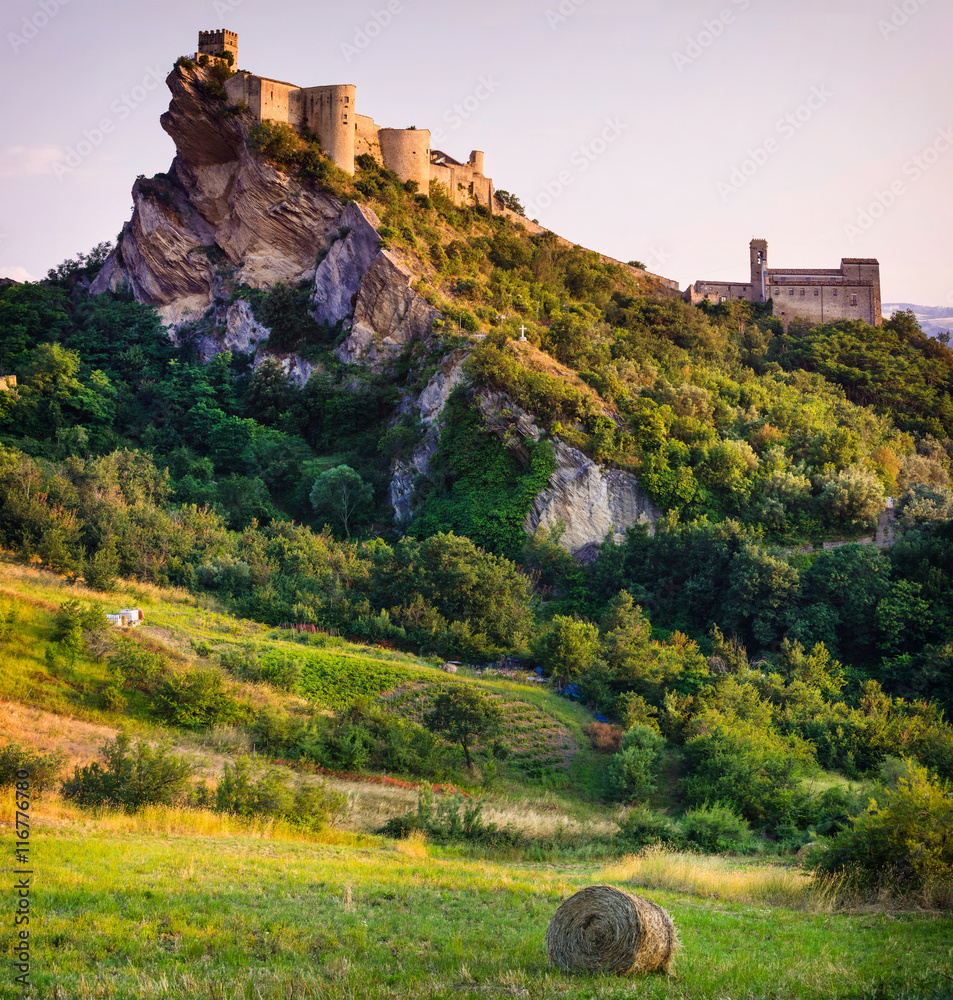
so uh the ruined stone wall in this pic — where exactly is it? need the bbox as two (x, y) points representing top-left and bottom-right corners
(429, 150), (493, 209)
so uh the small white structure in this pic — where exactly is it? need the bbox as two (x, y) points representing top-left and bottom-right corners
(106, 608), (144, 628)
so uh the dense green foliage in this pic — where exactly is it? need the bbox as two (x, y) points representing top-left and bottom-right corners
(6, 171), (953, 871)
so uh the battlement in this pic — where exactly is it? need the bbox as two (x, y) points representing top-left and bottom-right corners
(198, 29), (237, 60)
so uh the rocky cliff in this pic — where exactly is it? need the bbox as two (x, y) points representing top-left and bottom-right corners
(91, 62), (660, 554)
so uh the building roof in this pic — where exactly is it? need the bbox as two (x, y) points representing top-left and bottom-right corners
(841, 258), (880, 264)
(430, 149), (464, 166)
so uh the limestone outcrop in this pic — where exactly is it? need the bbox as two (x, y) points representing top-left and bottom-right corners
(525, 440), (660, 558)
(310, 202), (383, 327)
(91, 64), (342, 324)
(337, 251), (438, 366)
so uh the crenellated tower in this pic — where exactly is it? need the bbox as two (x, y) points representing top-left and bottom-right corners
(198, 29), (238, 62)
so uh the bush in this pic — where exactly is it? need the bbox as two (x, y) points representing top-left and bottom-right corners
(151, 669), (251, 729)
(605, 724), (665, 801)
(681, 802), (751, 852)
(215, 757), (346, 830)
(584, 721), (624, 754)
(60, 733), (193, 811)
(616, 805), (680, 848)
(0, 741), (67, 796)
(109, 638), (167, 693)
(379, 783), (521, 847)
(813, 759), (953, 896)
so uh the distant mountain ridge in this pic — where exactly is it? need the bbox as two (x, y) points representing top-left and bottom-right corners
(882, 303), (953, 338)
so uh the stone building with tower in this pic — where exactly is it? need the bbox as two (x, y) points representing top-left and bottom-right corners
(686, 239), (882, 327)
(190, 30), (494, 210)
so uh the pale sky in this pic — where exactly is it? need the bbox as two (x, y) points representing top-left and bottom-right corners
(1, 0), (951, 306)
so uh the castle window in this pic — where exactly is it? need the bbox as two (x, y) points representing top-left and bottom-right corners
(833, 289), (838, 296)
(800, 289), (805, 296)
(345, 96), (349, 103)
(814, 289), (819, 296)
(789, 288), (794, 296)
(774, 288), (779, 295)
(851, 293), (858, 306)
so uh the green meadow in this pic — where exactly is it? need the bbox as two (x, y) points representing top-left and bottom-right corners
(6, 820), (950, 1000)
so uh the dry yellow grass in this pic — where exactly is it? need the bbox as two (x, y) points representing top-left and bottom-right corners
(395, 828), (429, 858)
(0, 700), (119, 768)
(601, 846), (841, 911)
(0, 792), (368, 846)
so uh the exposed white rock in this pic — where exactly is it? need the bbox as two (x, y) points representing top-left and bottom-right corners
(336, 250), (437, 367)
(311, 202), (382, 326)
(526, 439), (660, 557)
(224, 299), (270, 354)
(417, 349), (468, 425)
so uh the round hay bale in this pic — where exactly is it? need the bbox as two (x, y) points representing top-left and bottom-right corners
(545, 885), (678, 976)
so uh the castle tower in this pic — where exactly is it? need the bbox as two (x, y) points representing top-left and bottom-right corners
(198, 29), (238, 63)
(379, 128), (431, 192)
(750, 238), (768, 303)
(469, 150), (485, 175)
(301, 85), (357, 174)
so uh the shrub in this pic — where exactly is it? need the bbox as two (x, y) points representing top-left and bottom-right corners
(681, 712), (815, 828)
(605, 724), (665, 802)
(109, 638), (167, 693)
(215, 756), (346, 829)
(813, 759), (953, 896)
(616, 805), (680, 848)
(151, 669), (251, 729)
(61, 733), (193, 811)
(681, 802), (751, 853)
(0, 741), (67, 797)
(584, 721), (624, 754)
(380, 783), (521, 847)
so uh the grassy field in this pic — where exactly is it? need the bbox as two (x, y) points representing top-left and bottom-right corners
(3, 802), (951, 1000)
(2, 557), (952, 999)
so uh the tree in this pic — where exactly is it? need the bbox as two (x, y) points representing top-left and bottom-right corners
(424, 686), (503, 770)
(309, 464), (373, 539)
(60, 733), (193, 811)
(531, 615), (601, 687)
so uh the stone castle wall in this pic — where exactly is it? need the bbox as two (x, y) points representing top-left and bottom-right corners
(206, 30), (492, 201)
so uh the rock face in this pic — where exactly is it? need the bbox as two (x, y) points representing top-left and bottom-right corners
(91, 65), (436, 376)
(91, 65), (342, 324)
(311, 202), (382, 327)
(388, 349), (468, 523)
(337, 250), (438, 366)
(525, 439), (660, 558)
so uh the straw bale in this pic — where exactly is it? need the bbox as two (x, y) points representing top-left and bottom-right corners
(545, 884), (677, 976)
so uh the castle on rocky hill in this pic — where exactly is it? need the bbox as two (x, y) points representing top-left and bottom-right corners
(686, 239), (882, 327)
(193, 30), (494, 211)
